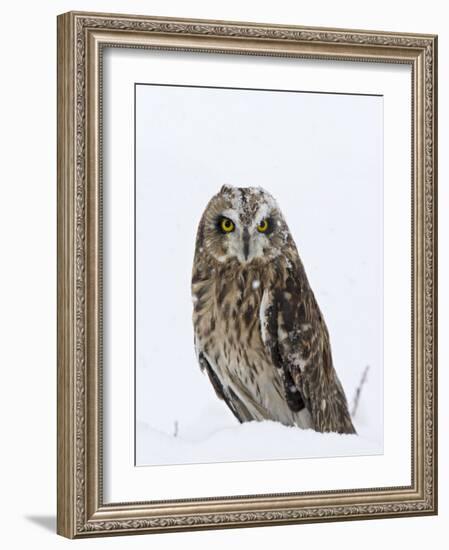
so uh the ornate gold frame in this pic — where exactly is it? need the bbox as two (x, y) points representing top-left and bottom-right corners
(57, 11), (438, 539)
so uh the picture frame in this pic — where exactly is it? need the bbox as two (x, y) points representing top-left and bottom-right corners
(57, 10), (438, 538)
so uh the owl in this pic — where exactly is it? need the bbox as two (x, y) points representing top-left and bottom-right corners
(191, 185), (355, 434)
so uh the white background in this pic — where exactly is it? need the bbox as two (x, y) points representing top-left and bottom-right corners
(135, 82), (384, 465)
(0, 0), (445, 549)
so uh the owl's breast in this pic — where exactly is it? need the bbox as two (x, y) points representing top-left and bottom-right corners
(192, 268), (303, 426)
(193, 268), (266, 363)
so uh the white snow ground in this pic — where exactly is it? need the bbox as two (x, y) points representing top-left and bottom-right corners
(136, 398), (382, 466)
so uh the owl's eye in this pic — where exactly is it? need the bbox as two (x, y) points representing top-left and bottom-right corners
(219, 217), (235, 233)
(257, 219), (270, 233)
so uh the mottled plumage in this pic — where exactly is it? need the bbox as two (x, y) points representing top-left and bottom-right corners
(191, 185), (355, 434)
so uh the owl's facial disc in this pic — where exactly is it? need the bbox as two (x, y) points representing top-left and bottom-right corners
(200, 186), (289, 265)
(215, 213), (277, 264)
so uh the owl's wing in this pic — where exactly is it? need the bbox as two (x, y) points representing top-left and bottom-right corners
(260, 263), (356, 434)
(195, 338), (255, 423)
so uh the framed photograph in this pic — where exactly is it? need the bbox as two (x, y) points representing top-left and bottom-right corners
(57, 11), (438, 538)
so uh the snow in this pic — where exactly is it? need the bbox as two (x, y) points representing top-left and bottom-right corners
(252, 279), (260, 289)
(136, 401), (381, 466)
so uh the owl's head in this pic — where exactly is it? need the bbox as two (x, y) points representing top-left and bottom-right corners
(196, 185), (291, 265)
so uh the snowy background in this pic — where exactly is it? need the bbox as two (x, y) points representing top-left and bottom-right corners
(135, 84), (383, 466)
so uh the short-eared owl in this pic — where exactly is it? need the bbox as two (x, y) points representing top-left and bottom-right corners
(192, 185), (355, 434)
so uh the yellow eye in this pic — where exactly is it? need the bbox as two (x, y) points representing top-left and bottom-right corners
(257, 219), (269, 233)
(220, 217), (235, 233)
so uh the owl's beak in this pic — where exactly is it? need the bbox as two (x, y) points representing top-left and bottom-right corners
(242, 228), (250, 261)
